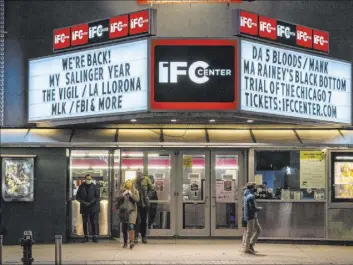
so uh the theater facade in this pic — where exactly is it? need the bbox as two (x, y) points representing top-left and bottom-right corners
(1, 1), (353, 245)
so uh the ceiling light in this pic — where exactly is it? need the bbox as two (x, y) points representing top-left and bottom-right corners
(130, 119), (137, 122)
(171, 119), (177, 122)
(209, 119), (216, 123)
(247, 119), (254, 123)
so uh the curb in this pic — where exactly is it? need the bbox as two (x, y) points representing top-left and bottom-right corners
(3, 261), (348, 265)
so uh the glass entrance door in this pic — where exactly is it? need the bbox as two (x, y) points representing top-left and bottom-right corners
(69, 150), (110, 237)
(147, 152), (175, 236)
(177, 152), (210, 236)
(211, 151), (244, 237)
(115, 150), (176, 237)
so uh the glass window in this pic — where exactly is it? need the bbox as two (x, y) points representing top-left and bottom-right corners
(148, 153), (172, 230)
(121, 151), (144, 182)
(254, 150), (326, 201)
(332, 152), (353, 202)
(70, 150), (110, 236)
(215, 155), (238, 229)
(182, 155), (206, 229)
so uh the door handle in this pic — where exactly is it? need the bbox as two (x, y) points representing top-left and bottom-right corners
(211, 197), (216, 208)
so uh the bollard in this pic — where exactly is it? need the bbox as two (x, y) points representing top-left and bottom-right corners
(54, 235), (62, 265)
(0, 235), (3, 265)
(20, 231), (34, 265)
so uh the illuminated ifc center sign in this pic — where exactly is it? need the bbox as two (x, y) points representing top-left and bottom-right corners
(151, 39), (238, 111)
(232, 9), (329, 53)
(53, 9), (156, 51)
(240, 40), (351, 124)
(158, 61), (232, 84)
(28, 40), (148, 122)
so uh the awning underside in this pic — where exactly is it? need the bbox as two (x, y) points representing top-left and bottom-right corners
(0, 128), (352, 148)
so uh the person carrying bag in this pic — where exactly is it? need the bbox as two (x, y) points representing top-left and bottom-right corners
(116, 179), (140, 249)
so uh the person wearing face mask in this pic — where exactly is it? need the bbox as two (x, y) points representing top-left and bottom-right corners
(76, 174), (100, 243)
(133, 169), (153, 244)
(116, 179), (140, 249)
(243, 182), (262, 254)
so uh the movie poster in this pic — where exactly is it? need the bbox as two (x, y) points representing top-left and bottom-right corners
(334, 162), (353, 199)
(2, 158), (35, 202)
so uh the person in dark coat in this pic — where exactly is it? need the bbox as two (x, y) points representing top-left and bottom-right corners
(76, 174), (100, 243)
(148, 175), (158, 229)
(133, 169), (153, 244)
(243, 182), (262, 254)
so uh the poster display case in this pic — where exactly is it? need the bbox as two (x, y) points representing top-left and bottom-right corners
(1, 157), (35, 202)
(332, 153), (353, 201)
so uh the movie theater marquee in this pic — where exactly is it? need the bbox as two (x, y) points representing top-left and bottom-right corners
(28, 39), (148, 122)
(240, 40), (352, 124)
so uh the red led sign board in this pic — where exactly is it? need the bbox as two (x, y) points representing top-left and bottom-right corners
(70, 24), (89, 47)
(313, 29), (329, 53)
(232, 9), (329, 54)
(109, 15), (129, 39)
(129, 10), (150, 36)
(53, 27), (71, 50)
(53, 9), (157, 52)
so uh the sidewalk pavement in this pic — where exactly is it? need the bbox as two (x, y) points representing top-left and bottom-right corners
(2, 239), (353, 264)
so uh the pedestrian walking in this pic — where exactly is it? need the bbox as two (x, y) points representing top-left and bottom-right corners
(241, 186), (248, 250)
(116, 179), (140, 249)
(243, 182), (262, 254)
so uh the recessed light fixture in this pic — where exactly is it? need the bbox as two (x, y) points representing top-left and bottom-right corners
(247, 119), (254, 123)
(130, 119), (137, 122)
(209, 119), (216, 123)
(171, 119), (177, 122)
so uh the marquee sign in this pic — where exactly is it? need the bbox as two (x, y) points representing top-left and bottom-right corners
(29, 39), (148, 122)
(232, 9), (329, 54)
(240, 40), (351, 124)
(53, 9), (157, 51)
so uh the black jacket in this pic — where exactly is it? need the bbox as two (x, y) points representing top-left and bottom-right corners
(76, 183), (100, 214)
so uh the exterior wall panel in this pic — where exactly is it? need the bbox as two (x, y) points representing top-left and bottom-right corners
(0, 148), (67, 245)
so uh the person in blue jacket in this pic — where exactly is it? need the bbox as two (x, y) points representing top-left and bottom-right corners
(243, 182), (262, 254)
(241, 186), (248, 250)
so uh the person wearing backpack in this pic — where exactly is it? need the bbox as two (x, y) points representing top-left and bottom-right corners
(133, 169), (153, 244)
(116, 179), (140, 249)
(148, 175), (158, 229)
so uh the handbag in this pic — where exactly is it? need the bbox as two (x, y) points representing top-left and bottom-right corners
(117, 197), (132, 223)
